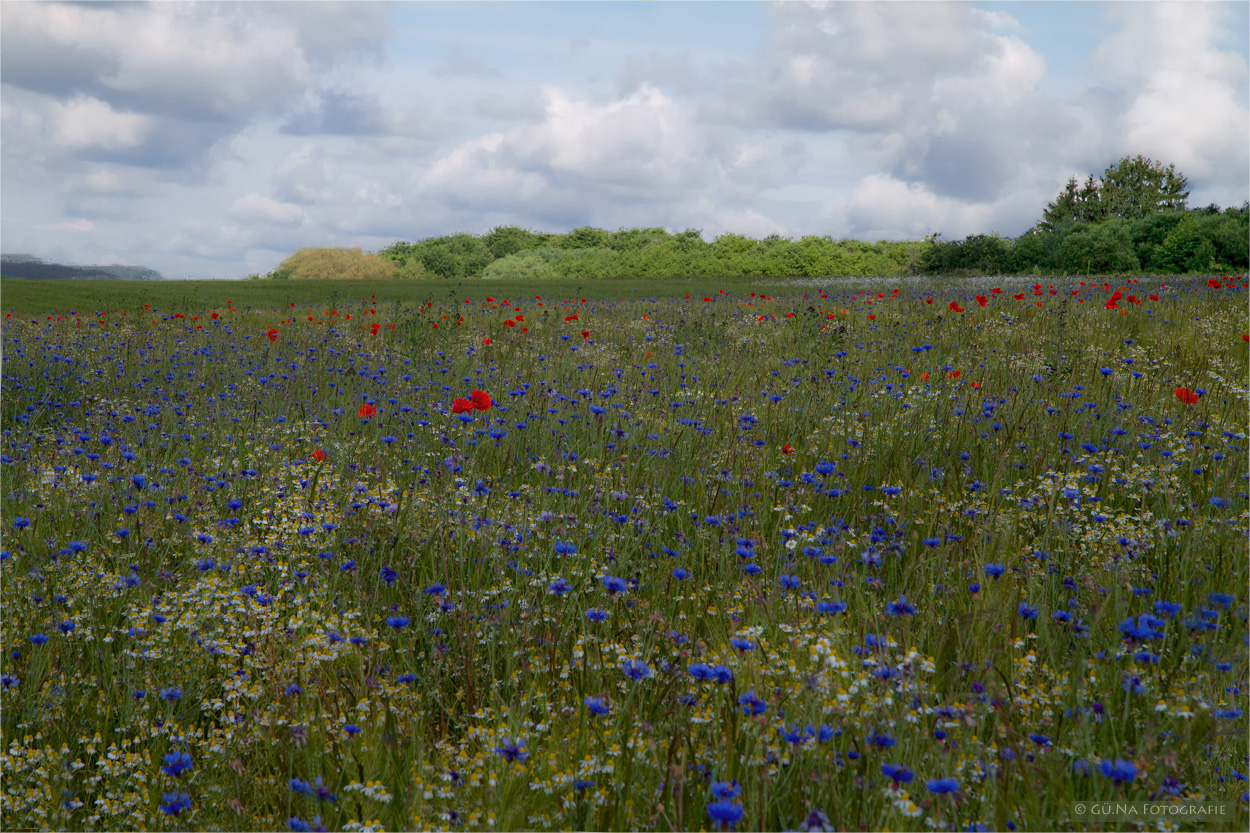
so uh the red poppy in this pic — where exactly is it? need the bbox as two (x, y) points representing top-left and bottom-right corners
(470, 390), (492, 411)
(1242, 334), (1249, 342)
(482, 337), (493, 345)
(451, 398), (473, 414)
(1013, 293), (1025, 300)
(1149, 294), (1159, 301)
(867, 314), (876, 320)
(948, 370), (961, 379)
(948, 302), (963, 313)
(267, 328), (279, 341)
(781, 443), (796, 454)
(1206, 278), (1222, 289)
(504, 320), (515, 327)
(581, 330), (590, 339)
(211, 312), (219, 320)
(1174, 388), (1200, 405)
(370, 322), (381, 335)
(975, 296), (987, 307)
(925, 298), (933, 305)
(1105, 299), (1119, 310)
(312, 449), (326, 462)
(565, 315), (579, 322)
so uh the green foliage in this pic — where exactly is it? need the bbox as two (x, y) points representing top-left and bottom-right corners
(1041, 156), (1189, 231)
(1155, 215), (1217, 274)
(481, 248), (567, 280)
(557, 226), (612, 250)
(920, 233), (1013, 274)
(1054, 219), (1140, 275)
(1098, 154), (1189, 219)
(482, 225), (550, 259)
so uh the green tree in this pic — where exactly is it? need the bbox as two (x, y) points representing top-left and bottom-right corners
(1040, 175), (1104, 231)
(1054, 219), (1140, 275)
(1040, 156), (1189, 231)
(558, 227), (611, 250)
(1099, 155), (1189, 219)
(482, 226), (548, 259)
(1155, 215), (1216, 273)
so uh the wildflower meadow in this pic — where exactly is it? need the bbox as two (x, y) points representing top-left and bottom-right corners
(1, 275), (1247, 832)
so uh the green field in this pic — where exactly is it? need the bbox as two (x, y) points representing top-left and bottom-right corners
(1, 274), (1246, 831)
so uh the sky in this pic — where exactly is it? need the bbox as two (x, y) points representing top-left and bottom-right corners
(2, 1), (1247, 280)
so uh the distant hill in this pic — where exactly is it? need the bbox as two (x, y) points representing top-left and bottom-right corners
(1, 254), (166, 281)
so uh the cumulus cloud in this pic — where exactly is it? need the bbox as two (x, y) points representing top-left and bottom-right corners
(1, 2), (391, 165)
(717, 0), (1247, 239)
(418, 85), (786, 221)
(1093, 3), (1248, 190)
(229, 193), (307, 227)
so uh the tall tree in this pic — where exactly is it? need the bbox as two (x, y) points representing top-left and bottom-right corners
(1098, 155), (1189, 219)
(1039, 156), (1189, 230)
(1039, 175), (1103, 231)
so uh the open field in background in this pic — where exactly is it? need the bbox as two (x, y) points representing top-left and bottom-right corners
(1, 275), (1247, 831)
(1, 273), (1246, 318)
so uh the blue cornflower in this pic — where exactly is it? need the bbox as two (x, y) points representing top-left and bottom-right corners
(730, 637), (755, 652)
(710, 780), (742, 800)
(584, 696), (611, 715)
(424, 583), (447, 596)
(548, 578), (571, 595)
(921, 537), (941, 547)
(1208, 592), (1235, 609)
(738, 690), (766, 715)
(869, 732), (896, 748)
(160, 792), (191, 816)
(779, 574), (802, 590)
(707, 799), (744, 828)
(1119, 615), (1164, 641)
(30, 633), (48, 645)
(554, 541), (577, 555)
(586, 608), (610, 622)
(495, 738), (528, 762)
(161, 751), (193, 777)
(1018, 602), (1038, 620)
(601, 575), (628, 595)
(881, 763), (914, 784)
(1099, 759), (1137, 783)
(926, 778), (959, 794)
(159, 686), (182, 701)
(672, 567), (689, 580)
(621, 659), (652, 680)
(1028, 733), (1051, 747)
(12, 517), (30, 530)
(886, 596), (916, 616)
(379, 566), (397, 586)
(386, 616), (409, 630)
(816, 600), (847, 615)
(984, 563), (1005, 579)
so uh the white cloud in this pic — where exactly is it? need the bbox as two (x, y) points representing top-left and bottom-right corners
(34, 219), (94, 232)
(229, 193), (306, 226)
(49, 96), (152, 152)
(1093, 3), (1248, 188)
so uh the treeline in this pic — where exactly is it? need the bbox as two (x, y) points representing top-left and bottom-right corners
(922, 205), (1248, 276)
(377, 227), (928, 280)
(263, 153), (1247, 281)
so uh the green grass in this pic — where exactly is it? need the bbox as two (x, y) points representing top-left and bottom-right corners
(1, 274), (1246, 831)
